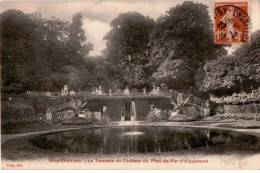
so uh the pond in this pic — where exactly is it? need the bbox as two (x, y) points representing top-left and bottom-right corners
(30, 126), (260, 155)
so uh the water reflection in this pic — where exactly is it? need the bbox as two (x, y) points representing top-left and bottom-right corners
(30, 126), (260, 155)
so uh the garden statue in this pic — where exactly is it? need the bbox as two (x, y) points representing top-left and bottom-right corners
(64, 84), (68, 94)
(97, 86), (103, 95)
(143, 88), (146, 95)
(124, 87), (130, 96)
(46, 108), (52, 120)
(61, 84), (69, 95)
(150, 85), (159, 95)
(69, 89), (76, 96)
(45, 91), (51, 97)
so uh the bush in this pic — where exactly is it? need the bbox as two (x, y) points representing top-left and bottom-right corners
(168, 113), (199, 122)
(89, 112), (98, 122)
(62, 117), (92, 125)
(146, 111), (157, 121)
(168, 106), (202, 122)
(52, 110), (75, 123)
(146, 109), (169, 121)
(1, 101), (37, 126)
(100, 114), (110, 124)
(2, 101), (36, 120)
(1, 83), (24, 94)
(24, 96), (71, 114)
(213, 113), (260, 121)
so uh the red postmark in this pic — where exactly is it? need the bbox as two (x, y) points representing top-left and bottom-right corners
(214, 2), (250, 43)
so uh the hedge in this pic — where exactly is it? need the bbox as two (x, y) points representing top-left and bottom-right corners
(2, 101), (36, 120)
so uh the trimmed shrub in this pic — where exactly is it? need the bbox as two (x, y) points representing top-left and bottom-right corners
(2, 101), (36, 120)
(146, 111), (157, 121)
(168, 113), (199, 122)
(62, 117), (92, 125)
(213, 113), (260, 121)
(146, 109), (169, 121)
(1, 101), (37, 126)
(181, 105), (203, 117)
(224, 104), (260, 114)
(52, 110), (75, 123)
(100, 116), (110, 124)
(168, 105), (202, 122)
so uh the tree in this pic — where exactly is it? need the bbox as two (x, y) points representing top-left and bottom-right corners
(1, 9), (41, 92)
(104, 12), (155, 89)
(153, 59), (193, 90)
(1, 10), (94, 93)
(70, 99), (88, 116)
(67, 12), (93, 64)
(150, 2), (227, 90)
(198, 30), (260, 96)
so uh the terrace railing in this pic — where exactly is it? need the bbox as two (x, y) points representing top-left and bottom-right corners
(26, 90), (172, 97)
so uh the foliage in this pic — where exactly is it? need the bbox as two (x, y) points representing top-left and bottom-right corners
(151, 2), (227, 90)
(67, 13), (93, 64)
(3, 94), (72, 114)
(62, 117), (92, 125)
(70, 99), (88, 116)
(86, 56), (121, 90)
(210, 90), (260, 104)
(153, 59), (193, 89)
(168, 113), (201, 122)
(100, 115), (110, 124)
(146, 110), (169, 121)
(104, 12), (155, 89)
(2, 4), (258, 97)
(212, 113), (260, 121)
(198, 30), (260, 95)
(1, 10), (93, 93)
(2, 101), (36, 120)
(52, 110), (75, 123)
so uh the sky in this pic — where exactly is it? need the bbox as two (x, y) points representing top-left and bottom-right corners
(1, 0), (260, 56)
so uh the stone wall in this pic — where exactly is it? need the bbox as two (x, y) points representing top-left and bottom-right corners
(82, 96), (208, 121)
(82, 97), (174, 121)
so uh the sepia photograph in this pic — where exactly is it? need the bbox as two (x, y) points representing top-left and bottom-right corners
(1, 0), (260, 170)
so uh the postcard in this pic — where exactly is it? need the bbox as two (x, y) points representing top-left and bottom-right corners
(1, 0), (260, 170)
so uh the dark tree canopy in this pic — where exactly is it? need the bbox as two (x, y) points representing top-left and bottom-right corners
(198, 30), (260, 96)
(104, 12), (155, 89)
(1, 9), (93, 93)
(2, 3), (256, 97)
(151, 2), (227, 90)
(67, 13), (93, 60)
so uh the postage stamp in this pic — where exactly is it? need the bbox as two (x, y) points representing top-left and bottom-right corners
(214, 1), (251, 43)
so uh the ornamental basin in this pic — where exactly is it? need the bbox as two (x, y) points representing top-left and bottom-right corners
(30, 126), (260, 155)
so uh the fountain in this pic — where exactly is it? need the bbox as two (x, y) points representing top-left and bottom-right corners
(131, 101), (137, 121)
